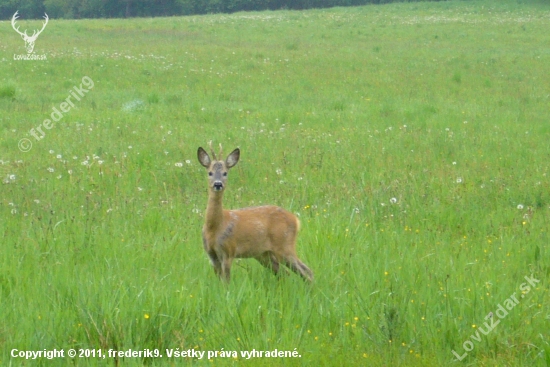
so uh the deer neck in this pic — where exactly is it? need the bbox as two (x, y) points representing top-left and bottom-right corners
(205, 191), (225, 231)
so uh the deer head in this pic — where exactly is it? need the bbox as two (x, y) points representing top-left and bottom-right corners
(197, 141), (240, 193)
(11, 11), (49, 54)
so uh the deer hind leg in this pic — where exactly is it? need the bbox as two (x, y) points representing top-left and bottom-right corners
(255, 252), (281, 276)
(279, 229), (313, 282)
(282, 255), (314, 283)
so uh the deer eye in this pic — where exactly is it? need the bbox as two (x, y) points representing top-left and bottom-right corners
(223, 172), (227, 177)
(208, 172), (213, 176)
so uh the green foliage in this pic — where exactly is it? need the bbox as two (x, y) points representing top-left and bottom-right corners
(1, 0), (452, 19)
(1, 1), (550, 366)
(0, 85), (16, 99)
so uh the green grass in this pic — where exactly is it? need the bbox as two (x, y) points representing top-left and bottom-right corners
(0, 84), (16, 99)
(1, 0), (550, 365)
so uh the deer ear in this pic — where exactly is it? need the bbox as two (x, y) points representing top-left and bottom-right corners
(226, 148), (240, 168)
(197, 147), (211, 168)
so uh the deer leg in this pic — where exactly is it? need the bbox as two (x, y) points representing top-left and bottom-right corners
(207, 252), (222, 278)
(255, 253), (281, 276)
(220, 257), (233, 283)
(282, 256), (314, 283)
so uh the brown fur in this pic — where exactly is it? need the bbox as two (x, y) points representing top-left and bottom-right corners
(197, 145), (313, 283)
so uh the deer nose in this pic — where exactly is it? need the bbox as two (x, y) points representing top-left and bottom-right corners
(213, 181), (223, 191)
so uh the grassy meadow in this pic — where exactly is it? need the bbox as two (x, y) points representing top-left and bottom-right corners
(1, 0), (550, 365)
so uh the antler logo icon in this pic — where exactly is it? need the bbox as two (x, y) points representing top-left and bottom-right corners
(11, 11), (49, 54)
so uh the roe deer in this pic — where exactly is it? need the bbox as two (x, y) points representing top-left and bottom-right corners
(197, 142), (313, 283)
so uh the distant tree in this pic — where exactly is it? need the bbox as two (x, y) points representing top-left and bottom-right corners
(23, 0), (47, 17)
(77, 0), (108, 18)
(44, 0), (75, 18)
(151, 0), (180, 16)
(2, 0), (45, 19)
(3, 0), (451, 20)
(102, 0), (126, 18)
(0, 0), (18, 20)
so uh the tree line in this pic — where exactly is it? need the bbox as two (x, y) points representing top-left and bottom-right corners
(1, 0), (445, 20)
